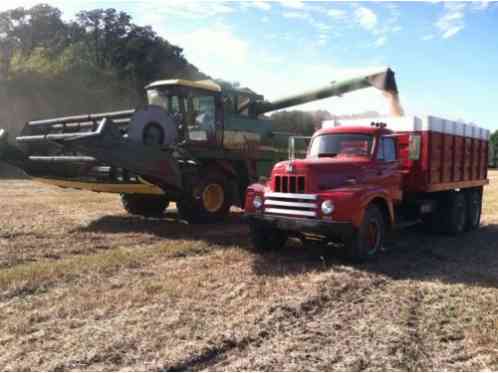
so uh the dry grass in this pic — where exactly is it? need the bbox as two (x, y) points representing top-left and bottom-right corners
(1, 173), (498, 371)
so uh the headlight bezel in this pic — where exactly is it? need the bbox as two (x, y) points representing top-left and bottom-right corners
(253, 195), (263, 209)
(321, 199), (335, 215)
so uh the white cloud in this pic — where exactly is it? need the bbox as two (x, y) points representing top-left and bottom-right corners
(436, 2), (465, 38)
(315, 22), (331, 32)
(374, 36), (387, 47)
(283, 11), (311, 20)
(242, 1), (271, 12)
(354, 6), (378, 31)
(422, 34), (435, 41)
(278, 0), (305, 9)
(282, 9), (318, 26)
(166, 24), (248, 81)
(137, 1), (234, 20)
(442, 25), (463, 38)
(315, 33), (329, 46)
(472, 1), (490, 11)
(328, 8), (347, 19)
(352, 5), (399, 47)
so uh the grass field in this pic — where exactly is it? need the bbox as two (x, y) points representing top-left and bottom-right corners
(1, 171), (498, 371)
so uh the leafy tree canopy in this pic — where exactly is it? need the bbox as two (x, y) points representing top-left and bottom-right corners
(0, 4), (205, 87)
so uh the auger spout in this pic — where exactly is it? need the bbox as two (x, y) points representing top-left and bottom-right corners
(250, 67), (399, 116)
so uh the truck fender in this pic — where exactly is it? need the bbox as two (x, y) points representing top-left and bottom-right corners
(352, 192), (395, 229)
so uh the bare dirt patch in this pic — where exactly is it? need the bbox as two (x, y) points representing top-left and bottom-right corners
(1, 173), (498, 371)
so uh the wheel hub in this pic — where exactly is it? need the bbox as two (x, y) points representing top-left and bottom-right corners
(202, 183), (224, 213)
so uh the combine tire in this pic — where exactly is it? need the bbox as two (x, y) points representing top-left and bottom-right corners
(249, 221), (288, 252)
(121, 194), (169, 217)
(177, 172), (233, 223)
(465, 187), (482, 231)
(344, 204), (385, 261)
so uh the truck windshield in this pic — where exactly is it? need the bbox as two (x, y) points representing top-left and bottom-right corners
(308, 133), (374, 158)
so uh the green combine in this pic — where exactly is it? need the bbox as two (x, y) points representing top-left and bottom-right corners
(0, 68), (398, 222)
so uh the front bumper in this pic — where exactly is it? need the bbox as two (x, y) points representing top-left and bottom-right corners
(244, 213), (354, 241)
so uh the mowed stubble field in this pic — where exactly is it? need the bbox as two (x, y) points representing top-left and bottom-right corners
(1, 171), (498, 371)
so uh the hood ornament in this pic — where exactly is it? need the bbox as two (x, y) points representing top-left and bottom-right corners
(286, 161), (295, 173)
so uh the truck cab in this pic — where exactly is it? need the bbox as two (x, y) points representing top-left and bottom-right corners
(245, 122), (402, 260)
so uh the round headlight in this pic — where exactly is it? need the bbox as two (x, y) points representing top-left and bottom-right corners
(253, 195), (263, 209)
(321, 200), (334, 215)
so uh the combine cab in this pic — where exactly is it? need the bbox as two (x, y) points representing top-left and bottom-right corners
(0, 69), (400, 222)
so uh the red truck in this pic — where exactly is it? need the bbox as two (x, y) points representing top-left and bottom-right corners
(244, 115), (490, 260)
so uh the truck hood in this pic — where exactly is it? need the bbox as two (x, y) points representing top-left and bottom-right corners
(273, 157), (370, 192)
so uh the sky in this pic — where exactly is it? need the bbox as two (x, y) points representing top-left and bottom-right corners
(2, 1), (498, 130)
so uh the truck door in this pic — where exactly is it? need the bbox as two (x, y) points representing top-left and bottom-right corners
(375, 136), (403, 201)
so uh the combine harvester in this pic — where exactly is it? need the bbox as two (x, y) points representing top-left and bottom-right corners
(0, 68), (399, 222)
(244, 113), (490, 260)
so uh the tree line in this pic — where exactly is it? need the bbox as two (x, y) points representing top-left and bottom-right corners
(0, 4), (205, 91)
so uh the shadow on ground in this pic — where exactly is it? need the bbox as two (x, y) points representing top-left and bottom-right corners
(80, 209), (498, 289)
(251, 223), (498, 289)
(77, 211), (251, 248)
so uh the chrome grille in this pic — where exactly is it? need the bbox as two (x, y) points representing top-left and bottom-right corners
(264, 192), (317, 218)
(274, 175), (306, 193)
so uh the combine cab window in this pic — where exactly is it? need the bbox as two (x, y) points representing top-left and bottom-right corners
(147, 89), (187, 114)
(147, 87), (218, 144)
(308, 134), (374, 158)
(188, 95), (215, 142)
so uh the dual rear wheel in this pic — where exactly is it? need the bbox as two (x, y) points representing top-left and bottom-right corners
(423, 187), (482, 234)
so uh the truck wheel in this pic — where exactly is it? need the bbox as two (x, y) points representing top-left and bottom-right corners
(249, 221), (288, 252)
(121, 194), (169, 217)
(443, 192), (467, 234)
(177, 173), (233, 223)
(465, 188), (482, 231)
(344, 204), (385, 261)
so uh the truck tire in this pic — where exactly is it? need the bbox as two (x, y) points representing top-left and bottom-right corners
(465, 187), (482, 231)
(121, 194), (169, 217)
(249, 221), (288, 252)
(177, 173), (233, 223)
(344, 204), (385, 261)
(442, 192), (467, 234)
(421, 196), (445, 233)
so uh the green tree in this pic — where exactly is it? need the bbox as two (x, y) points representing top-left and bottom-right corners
(0, 4), (68, 77)
(490, 130), (498, 167)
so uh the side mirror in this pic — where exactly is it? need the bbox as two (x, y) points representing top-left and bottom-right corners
(408, 134), (421, 160)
